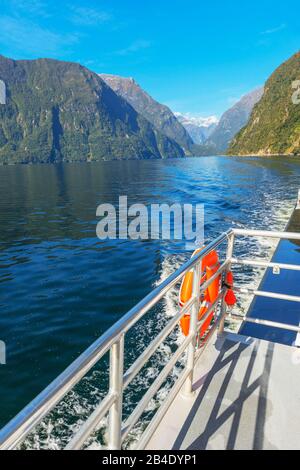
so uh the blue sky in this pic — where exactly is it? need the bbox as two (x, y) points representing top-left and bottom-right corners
(0, 0), (299, 117)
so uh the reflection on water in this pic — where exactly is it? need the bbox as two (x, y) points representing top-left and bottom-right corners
(0, 156), (300, 446)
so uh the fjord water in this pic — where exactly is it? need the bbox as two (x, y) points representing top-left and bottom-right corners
(0, 156), (300, 447)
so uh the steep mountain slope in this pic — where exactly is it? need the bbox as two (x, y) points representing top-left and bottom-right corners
(174, 113), (218, 144)
(100, 74), (196, 154)
(0, 56), (184, 164)
(228, 52), (300, 156)
(207, 88), (264, 153)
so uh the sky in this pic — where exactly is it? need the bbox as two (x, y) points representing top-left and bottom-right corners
(0, 0), (299, 117)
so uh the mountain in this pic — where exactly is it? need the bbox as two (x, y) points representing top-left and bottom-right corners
(228, 52), (300, 156)
(0, 56), (184, 164)
(207, 88), (264, 153)
(100, 74), (196, 155)
(174, 113), (218, 144)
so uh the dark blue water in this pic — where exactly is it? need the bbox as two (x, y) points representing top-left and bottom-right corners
(0, 156), (300, 448)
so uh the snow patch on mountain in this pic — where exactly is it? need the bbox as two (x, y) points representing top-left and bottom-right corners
(174, 113), (219, 127)
(174, 113), (219, 144)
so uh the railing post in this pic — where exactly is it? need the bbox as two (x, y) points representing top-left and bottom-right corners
(108, 335), (124, 450)
(218, 232), (235, 336)
(183, 259), (202, 397)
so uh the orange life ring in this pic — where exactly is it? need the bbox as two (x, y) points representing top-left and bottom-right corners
(224, 271), (237, 306)
(179, 248), (221, 338)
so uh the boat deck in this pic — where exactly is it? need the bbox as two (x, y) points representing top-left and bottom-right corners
(2, 224), (300, 450)
(146, 331), (300, 450)
(240, 209), (300, 346)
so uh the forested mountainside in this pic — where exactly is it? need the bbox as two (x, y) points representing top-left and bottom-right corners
(228, 52), (300, 156)
(0, 56), (184, 164)
(207, 88), (264, 153)
(100, 74), (197, 155)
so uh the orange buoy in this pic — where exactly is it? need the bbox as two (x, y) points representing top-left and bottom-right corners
(224, 271), (237, 306)
(179, 271), (193, 308)
(179, 248), (221, 338)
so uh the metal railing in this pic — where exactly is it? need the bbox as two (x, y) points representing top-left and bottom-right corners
(0, 230), (231, 450)
(1, 227), (300, 450)
(229, 228), (300, 333)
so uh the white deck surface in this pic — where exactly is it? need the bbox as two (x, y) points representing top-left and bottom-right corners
(146, 332), (300, 450)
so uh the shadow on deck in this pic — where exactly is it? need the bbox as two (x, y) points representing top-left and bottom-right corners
(147, 333), (300, 450)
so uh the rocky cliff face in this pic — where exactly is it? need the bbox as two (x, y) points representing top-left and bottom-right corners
(0, 56), (184, 164)
(207, 88), (264, 153)
(100, 74), (196, 155)
(228, 52), (300, 156)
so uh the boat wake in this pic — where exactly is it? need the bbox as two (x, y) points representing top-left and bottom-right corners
(21, 192), (295, 450)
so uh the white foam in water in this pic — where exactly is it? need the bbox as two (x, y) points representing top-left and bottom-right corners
(21, 192), (296, 450)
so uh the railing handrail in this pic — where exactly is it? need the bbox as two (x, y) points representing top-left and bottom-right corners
(232, 228), (300, 240)
(1, 226), (300, 451)
(0, 230), (232, 450)
(231, 258), (300, 272)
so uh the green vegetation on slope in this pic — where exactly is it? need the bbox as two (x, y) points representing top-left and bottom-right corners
(100, 74), (196, 155)
(0, 56), (184, 164)
(228, 51), (300, 156)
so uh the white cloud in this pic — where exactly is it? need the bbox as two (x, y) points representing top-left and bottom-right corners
(0, 15), (79, 56)
(69, 6), (112, 26)
(261, 23), (286, 35)
(115, 39), (152, 56)
(9, 0), (50, 18)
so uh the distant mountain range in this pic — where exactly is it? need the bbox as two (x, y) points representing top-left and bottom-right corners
(0, 56), (184, 164)
(174, 89), (264, 154)
(100, 73), (264, 155)
(174, 113), (218, 144)
(100, 74), (196, 155)
(205, 88), (264, 153)
(229, 51), (300, 156)
(1, 51), (299, 164)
